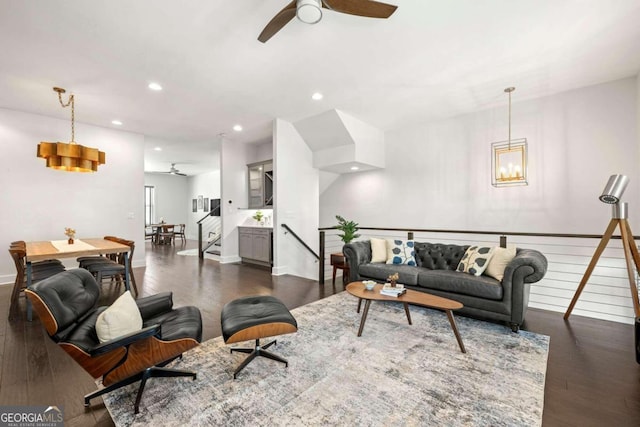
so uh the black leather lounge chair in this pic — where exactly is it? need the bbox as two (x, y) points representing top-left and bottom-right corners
(25, 269), (202, 413)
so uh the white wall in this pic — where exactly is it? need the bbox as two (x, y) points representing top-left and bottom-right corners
(319, 77), (639, 323)
(248, 140), (273, 165)
(186, 170), (221, 239)
(340, 110), (385, 169)
(0, 108), (145, 283)
(220, 136), (250, 263)
(144, 173), (188, 226)
(274, 118), (319, 279)
(320, 77), (639, 232)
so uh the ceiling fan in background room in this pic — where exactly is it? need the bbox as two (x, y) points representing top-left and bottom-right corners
(150, 163), (187, 176)
(258, 0), (398, 43)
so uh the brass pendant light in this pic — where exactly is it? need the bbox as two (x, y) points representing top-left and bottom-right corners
(37, 87), (106, 172)
(491, 87), (528, 187)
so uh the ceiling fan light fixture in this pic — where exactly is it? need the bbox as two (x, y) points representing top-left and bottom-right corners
(297, 0), (322, 24)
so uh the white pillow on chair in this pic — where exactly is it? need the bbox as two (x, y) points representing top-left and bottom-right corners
(95, 291), (143, 343)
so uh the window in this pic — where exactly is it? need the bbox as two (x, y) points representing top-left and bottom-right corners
(144, 186), (155, 226)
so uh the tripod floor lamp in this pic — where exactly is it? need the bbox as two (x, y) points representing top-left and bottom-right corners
(563, 175), (640, 362)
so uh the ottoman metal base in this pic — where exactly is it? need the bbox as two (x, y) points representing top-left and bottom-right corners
(230, 339), (288, 378)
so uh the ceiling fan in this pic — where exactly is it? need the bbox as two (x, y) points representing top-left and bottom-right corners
(258, 0), (398, 43)
(151, 163), (187, 176)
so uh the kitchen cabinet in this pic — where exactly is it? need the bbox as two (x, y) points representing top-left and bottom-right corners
(248, 160), (273, 209)
(239, 227), (272, 266)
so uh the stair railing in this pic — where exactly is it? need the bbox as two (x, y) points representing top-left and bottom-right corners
(281, 223), (320, 263)
(197, 212), (221, 259)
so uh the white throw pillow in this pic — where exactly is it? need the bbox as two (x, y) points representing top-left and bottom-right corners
(370, 238), (387, 263)
(95, 291), (143, 343)
(457, 245), (495, 276)
(485, 246), (517, 282)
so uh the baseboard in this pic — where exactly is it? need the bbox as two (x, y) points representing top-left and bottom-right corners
(132, 260), (146, 269)
(219, 255), (241, 264)
(271, 266), (287, 276)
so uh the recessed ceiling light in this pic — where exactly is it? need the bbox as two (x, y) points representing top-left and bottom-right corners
(154, 147), (162, 151)
(111, 120), (123, 125)
(350, 166), (359, 171)
(312, 92), (323, 100)
(148, 82), (163, 91)
(233, 124), (243, 132)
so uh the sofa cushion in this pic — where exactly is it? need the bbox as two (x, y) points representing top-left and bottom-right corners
(358, 263), (419, 286)
(414, 243), (469, 270)
(417, 270), (503, 300)
(385, 239), (416, 266)
(457, 246), (495, 276)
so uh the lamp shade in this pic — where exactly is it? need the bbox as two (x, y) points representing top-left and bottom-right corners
(599, 174), (629, 204)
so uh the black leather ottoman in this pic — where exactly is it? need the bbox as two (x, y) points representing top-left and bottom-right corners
(221, 295), (298, 378)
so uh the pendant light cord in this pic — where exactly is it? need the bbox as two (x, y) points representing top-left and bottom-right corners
(507, 89), (512, 151)
(57, 91), (75, 143)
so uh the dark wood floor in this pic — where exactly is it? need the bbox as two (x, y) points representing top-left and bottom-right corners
(1, 240), (639, 426)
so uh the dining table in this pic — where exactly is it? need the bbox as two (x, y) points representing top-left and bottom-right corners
(25, 237), (132, 320)
(149, 223), (175, 245)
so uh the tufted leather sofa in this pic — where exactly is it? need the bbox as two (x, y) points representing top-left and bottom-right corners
(343, 241), (547, 331)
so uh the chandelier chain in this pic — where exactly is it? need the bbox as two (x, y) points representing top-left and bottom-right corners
(57, 91), (75, 143)
(507, 89), (512, 151)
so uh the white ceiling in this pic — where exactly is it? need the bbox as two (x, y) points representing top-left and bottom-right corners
(1, 0), (640, 176)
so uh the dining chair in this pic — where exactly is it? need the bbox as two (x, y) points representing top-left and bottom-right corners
(81, 236), (138, 297)
(158, 225), (175, 245)
(145, 226), (156, 242)
(174, 224), (186, 244)
(7, 241), (66, 320)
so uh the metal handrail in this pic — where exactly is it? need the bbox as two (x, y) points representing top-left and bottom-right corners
(198, 214), (221, 259)
(316, 225), (640, 286)
(197, 211), (213, 224)
(317, 226), (639, 240)
(281, 224), (320, 260)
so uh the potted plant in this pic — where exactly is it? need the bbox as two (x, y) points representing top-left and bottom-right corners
(253, 210), (264, 225)
(335, 215), (360, 244)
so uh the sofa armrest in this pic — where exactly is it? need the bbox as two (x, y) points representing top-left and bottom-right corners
(502, 248), (548, 327)
(504, 249), (548, 284)
(136, 292), (173, 319)
(343, 241), (373, 282)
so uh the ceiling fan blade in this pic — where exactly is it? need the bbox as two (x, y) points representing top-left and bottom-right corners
(322, 0), (397, 18)
(258, 0), (298, 43)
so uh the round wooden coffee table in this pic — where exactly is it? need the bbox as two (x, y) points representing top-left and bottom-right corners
(346, 281), (466, 353)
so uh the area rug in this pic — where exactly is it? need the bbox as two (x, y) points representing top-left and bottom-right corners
(104, 292), (549, 426)
(176, 248), (219, 261)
